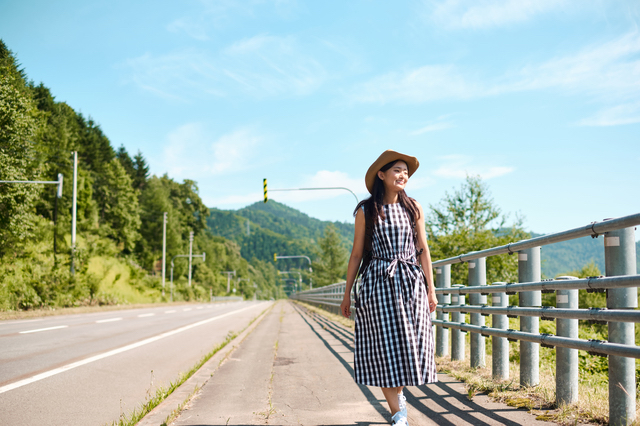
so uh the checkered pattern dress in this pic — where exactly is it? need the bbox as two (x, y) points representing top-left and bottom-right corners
(354, 203), (438, 387)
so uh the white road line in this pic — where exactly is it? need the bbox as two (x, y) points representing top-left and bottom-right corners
(183, 308), (192, 312)
(138, 313), (155, 318)
(196, 307), (204, 310)
(96, 318), (123, 324)
(19, 325), (68, 334)
(164, 310), (176, 314)
(0, 303), (266, 395)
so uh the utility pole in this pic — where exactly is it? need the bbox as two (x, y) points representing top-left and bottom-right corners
(70, 151), (78, 274)
(188, 231), (194, 287)
(162, 212), (167, 296)
(222, 271), (236, 293)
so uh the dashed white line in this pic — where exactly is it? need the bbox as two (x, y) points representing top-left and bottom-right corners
(0, 303), (264, 395)
(196, 307), (204, 310)
(96, 318), (123, 324)
(164, 310), (176, 314)
(138, 313), (155, 318)
(19, 325), (68, 334)
(183, 308), (192, 312)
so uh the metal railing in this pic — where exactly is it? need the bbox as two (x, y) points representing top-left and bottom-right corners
(290, 280), (357, 312)
(292, 213), (639, 426)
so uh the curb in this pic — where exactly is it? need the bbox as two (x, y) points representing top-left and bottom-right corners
(137, 301), (275, 426)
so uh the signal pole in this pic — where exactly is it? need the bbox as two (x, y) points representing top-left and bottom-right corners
(162, 212), (167, 296)
(70, 151), (78, 274)
(188, 231), (194, 287)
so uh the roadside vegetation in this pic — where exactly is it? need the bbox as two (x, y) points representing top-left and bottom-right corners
(0, 40), (284, 311)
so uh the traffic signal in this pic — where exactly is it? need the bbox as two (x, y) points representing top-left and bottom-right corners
(273, 253), (277, 262)
(263, 178), (268, 203)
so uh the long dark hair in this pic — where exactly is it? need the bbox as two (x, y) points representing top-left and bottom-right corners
(354, 160), (420, 224)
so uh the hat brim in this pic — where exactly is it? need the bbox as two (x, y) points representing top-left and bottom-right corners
(365, 150), (419, 194)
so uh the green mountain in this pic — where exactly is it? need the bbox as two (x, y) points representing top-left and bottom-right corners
(206, 201), (354, 270)
(208, 202), (639, 280)
(533, 233), (639, 278)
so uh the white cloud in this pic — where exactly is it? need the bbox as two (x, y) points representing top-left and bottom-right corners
(410, 116), (455, 135)
(267, 170), (366, 203)
(352, 31), (640, 123)
(152, 123), (264, 180)
(123, 35), (328, 100)
(427, 0), (569, 29)
(576, 102), (640, 127)
(432, 155), (515, 179)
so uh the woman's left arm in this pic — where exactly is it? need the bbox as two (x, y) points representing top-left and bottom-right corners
(415, 202), (437, 313)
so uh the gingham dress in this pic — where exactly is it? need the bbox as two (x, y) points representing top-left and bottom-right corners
(354, 203), (438, 387)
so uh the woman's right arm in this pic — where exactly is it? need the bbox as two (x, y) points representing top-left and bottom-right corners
(341, 208), (365, 318)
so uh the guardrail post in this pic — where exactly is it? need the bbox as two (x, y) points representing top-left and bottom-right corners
(518, 247), (541, 387)
(451, 284), (466, 361)
(556, 287), (578, 405)
(491, 282), (509, 380)
(469, 258), (487, 368)
(435, 264), (451, 357)
(605, 226), (637, 426)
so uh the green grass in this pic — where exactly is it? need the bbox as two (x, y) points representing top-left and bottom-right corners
(105, 303), (274, 426)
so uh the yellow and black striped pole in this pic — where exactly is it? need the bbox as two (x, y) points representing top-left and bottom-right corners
(263, 178), (268, 203)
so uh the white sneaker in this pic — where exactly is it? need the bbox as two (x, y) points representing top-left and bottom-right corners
(391, 410), (408, 426)
(398, 392), (407, 416)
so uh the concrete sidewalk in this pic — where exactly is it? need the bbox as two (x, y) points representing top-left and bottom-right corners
(163, 300), (557, 426)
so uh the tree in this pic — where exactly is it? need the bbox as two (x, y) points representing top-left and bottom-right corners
(133, 151), (149, 190)
(0, 45), (42, 254)
(312, 224), (348, 286)
(94, 159), (141, 251)
(426, 176), (530, 285)
(116, 145), (135, 178)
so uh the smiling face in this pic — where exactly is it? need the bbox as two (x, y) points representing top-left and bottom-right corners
(377, 160), (409, 194)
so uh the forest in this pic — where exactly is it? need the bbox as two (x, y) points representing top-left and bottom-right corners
(0, 40), (286, 310)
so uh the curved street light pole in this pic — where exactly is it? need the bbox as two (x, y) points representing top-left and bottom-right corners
(270, 186), (359, 204)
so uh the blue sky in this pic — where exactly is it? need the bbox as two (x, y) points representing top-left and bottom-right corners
(2, 0), (639, 235)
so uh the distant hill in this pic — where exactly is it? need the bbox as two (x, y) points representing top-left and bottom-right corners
(533, 233), (640, 278)
(207, 201), (354, 269)
(207, 201), (639, 278)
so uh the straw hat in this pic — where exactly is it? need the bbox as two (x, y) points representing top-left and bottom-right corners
(365, 150), (419, 194)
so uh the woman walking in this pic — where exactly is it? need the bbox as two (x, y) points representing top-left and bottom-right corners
(340, 150), (438, 426)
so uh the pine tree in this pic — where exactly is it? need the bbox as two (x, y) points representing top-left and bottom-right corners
(133, 151), (149, 190)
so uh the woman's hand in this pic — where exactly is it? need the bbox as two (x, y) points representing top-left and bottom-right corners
(340, 294), (352, 318)
(427, 286), (438, 313)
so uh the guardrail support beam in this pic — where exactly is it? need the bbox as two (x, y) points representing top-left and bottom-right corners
(451, 284), (466, 361)
(518, 246), (541, 387)
(469, 258), (487, 368)
(605, 226), (637, 426)
(435, 264), (451, 357)
(556, 288), (578, 405)
(492, 282), (509, 380)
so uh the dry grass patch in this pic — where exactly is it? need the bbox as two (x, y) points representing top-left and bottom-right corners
(293, 301), (354, 329)
(436, 351), (639, 425)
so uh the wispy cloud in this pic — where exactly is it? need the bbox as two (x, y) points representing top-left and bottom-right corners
(425, 0), (569, 29)
(352, 31), (640, 126)
(410, 115), (455, 135)
(432, 155), (515, 179)
(576, 102), (640, 127)
(123, 34), (329, 100)
(153, 123), (264, 180)
(166, 0), (301, 40)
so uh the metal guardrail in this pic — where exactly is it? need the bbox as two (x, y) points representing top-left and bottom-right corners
(292, 213), (640, 426)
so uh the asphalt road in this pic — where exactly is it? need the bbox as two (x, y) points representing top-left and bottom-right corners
(0, 300), (271, 426)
